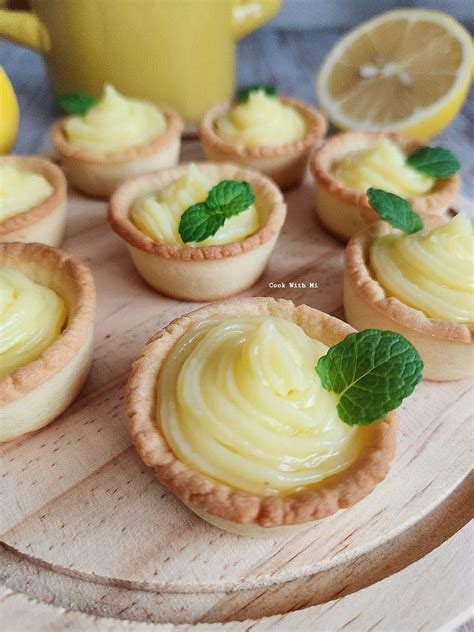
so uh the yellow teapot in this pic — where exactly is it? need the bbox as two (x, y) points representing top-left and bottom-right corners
(0, 0), (280, 122)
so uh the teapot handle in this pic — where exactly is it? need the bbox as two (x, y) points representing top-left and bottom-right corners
(231, 0), (281, 40)
(0, 9), (49, 52)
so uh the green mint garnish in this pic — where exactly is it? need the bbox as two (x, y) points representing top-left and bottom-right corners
(59, 92), (98, 116)
(316, 329), (423, 426)
(406, 146), (460, 177)
(237, 84), (277, 102)
(179, 180), (255, 244)
(367, 187), (424, 234)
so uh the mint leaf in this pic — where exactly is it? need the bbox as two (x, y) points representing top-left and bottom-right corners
(179, 180), (255, 244)
(237, 84), (277, 102)
(367, 188), (423, 234)
(59, 92), (98, 116)
(179, 203), (227, 244)
(316, 329), (423, 426)
(406, 146), (460, 177)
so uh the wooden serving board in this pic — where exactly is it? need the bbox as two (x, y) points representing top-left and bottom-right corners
(1, 141), (473, 627)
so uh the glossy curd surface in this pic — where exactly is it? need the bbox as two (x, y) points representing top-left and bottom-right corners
(64, 84), (166, 153)
(0, 267), (67, 377)
(158, 316), (364, 495)
(215, 90), (306, 147)
(0, 164), (53, 223)
(131, 164), (259, 246)
(332, 139), (434, 196)
(371, 214), (474, 323)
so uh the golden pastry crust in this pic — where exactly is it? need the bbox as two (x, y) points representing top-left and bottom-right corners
(311, 132), (460, 242)
(108, 163), (286, 301)
(128, 297), (397, 528)
(50, 105), (184, 198)
(0, 241), (96, 404)
(0, 156), (67, 246)
(344, 220), (474, 380)
(199, 97), (327, 188)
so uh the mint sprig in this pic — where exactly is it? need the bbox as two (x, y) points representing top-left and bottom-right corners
(179, 180), (255, 244)
(367, 188), (424, 234)
(237, 84), (277, 102)
(316, 329), (423, 426)
(59, 92), (98, 116)
(406, 146), (460, 177)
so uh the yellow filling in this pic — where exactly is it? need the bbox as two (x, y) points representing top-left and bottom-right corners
(0, 268), (67, 377)
(215, 90), (306, 146)
(64, 84), (166, 153)
(131, 164), (259, 246)
(158, 316), (364, 495)
(333, 139), (435, 196)
(0, 164), (53, 223)
(371, 214), (474, 323)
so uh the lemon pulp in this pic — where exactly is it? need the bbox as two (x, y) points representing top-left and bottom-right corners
(371, 214), (474, 323)
(215, 90), (306, 146)
(332, 139), (434, 197)
(131, 164), (259, 246)
(0, 163), (53, 223)
(64, 84), (166, 153)
(158, 316), (364, 495)
(0, 268), (67, 377)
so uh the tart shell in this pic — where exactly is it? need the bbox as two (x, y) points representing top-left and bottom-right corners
(199, 97), (327, 189)
(0, 156), (67, 247)
(108, 162), (287, 301)
(343, 220), (474, 381)
(50, 105), (184, 198)
(0, 242), (96, 442)
(127, 297), (398, 534)
(310, 132), (460, 242)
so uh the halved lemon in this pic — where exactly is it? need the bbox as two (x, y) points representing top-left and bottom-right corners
(316, 9), (473, 139)
(0, 66), (19, 153)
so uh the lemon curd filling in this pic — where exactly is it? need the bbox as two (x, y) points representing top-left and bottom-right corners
(131, 164), (259, 246)
(371, 214), (474, 323)
(333, 139), (435, 196)
(0, 164), (53, 223)
(158, 316), (364, 495)
(215, 90), (306, 147)
(0, 268), (67, 377)
(64, 84), (166, 153)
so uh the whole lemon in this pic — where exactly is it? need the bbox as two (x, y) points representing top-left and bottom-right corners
(0, 66), (20, 153)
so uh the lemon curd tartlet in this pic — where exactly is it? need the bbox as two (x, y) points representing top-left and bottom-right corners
(200, 90), (327, 188)
(109, 163), (286, 301)
(127, 298), (403, 536)
(0, 156), (67, 246)
(344, 214), (474, 381)
(311, 132), (459, 241)
(0, 242), (96, 442)
(51, 84), (184, 198)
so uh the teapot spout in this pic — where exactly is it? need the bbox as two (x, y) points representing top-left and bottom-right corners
(232, 0), (281, 40)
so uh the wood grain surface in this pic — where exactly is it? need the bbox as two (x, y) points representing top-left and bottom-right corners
(1, 141), (473, 628)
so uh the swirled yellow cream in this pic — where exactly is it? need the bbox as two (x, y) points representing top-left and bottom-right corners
(131, 164), (259, 246)
(0, 268), (67, 377)
(370, 214), (474, 323)
(215, 90), (306, 146)
(158, 316), (364, 495)
(333, 139), (434, 196)
(64, 84), (166, 153)
(0, 164), (53, 223)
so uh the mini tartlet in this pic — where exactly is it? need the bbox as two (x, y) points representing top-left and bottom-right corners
(0, 242), (96, 442)
(127, 297), (398, 537)
(0, 156), (67, 246)
(51, 102), (183, 199)
(344, 218), (473, 381)
(199, 96), (327, 189)
(108, 163), (286, 301)
(311, 132), (460, 242)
